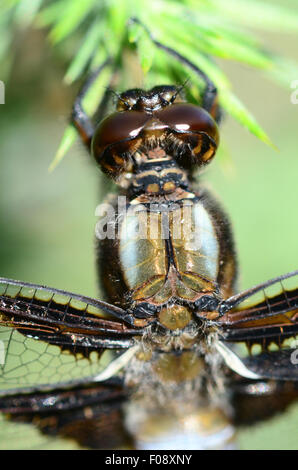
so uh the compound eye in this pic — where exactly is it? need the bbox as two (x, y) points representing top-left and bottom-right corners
(91, 111), (149, 177)
(156, 103), (219, 167)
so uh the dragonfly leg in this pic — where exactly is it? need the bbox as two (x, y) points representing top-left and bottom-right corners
(154, 40), (221, 121)
(71, 59), (111, 150)
(130, 18), (221, 123)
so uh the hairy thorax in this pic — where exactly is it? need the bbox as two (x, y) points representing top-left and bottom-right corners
(123, 324), (234, 449)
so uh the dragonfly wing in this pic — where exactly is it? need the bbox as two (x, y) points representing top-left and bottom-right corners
(0, 379), (131, 449)
(0, 278), (140, 394)
(218, 271), (298, 380)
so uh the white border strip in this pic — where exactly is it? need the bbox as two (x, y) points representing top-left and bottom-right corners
(93, 344), (139, 382)
(216, 341), (261, 380)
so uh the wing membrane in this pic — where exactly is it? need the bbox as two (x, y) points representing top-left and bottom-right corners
(229, 378), (298, 425)
(217, 341), (298, 381)
(0, 278), (141, 394)
(0, 277), (138, 327)
(0, 326), (114, 393)
(219, 271), (298, 343)
(217, 271), (298, 381)
(0, 277), (140, 339)
(0, 380), (130, 449)
(240, 349), (298, 380)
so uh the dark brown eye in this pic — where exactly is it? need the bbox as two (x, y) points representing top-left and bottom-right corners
(91, 111), (149, 176)
(155, 103), (219, 166)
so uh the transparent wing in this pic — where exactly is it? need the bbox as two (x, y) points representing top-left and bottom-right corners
(217, 271), (298, 381)
(0, 278), (140, 394)
(219, 270), (298, 343)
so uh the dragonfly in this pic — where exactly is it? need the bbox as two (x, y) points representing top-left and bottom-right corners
(0, 39), (298, 450)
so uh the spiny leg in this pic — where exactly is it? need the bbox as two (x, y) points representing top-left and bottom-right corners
(71, 58), (111, 151)
(154, 41), (221, 123)
(130, 18), (221, 123)
(93, 85), (114, 125)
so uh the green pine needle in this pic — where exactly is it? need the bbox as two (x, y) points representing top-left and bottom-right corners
(48, 126), (78, 172)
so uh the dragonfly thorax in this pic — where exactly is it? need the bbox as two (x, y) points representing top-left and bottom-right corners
(130, 147), (189, 196)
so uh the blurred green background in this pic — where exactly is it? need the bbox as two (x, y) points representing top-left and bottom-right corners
(0, 18), (298, 449)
